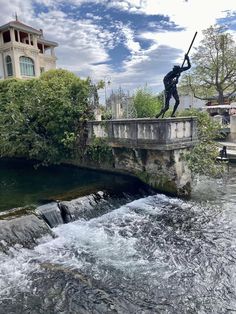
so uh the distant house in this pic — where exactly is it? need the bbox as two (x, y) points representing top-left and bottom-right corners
(205, 96), (230, 106)
(0, 18), (58, 80)
(177, 93), (236, 111)
(170, 93), (205, 110)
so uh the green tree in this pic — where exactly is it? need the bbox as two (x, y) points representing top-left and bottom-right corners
(182, 25), (236, 104)
(0, 69), (91, 164)
(133, 87), (163, 118)
(177, 108), (223, 176)
(87, 78), (105, 109)
(0, 78), (18, 108)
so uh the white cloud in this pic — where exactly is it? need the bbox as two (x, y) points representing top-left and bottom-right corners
(0, 0), (33, 24)
(122, 25), (141, 54)
(110, 43), (182, 94)
(141, 0), (236, 28)
(110, 0), (236, 30)
(33, 10), (114, 79)
(0, 0), (236, 98)
(139, 30), (199, 62)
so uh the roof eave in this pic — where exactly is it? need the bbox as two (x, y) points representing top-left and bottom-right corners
(38, 39), (58, 47)
(0, 22), (42, 35)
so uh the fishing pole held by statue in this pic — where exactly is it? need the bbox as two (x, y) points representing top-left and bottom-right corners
(181, 31), (197, 68)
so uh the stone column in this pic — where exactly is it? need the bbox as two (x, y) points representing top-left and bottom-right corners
(34, 51), (41, 77)
(10, 28), (15, 42)
(50, 47), (55, 57)
(28, 33), (31, 45)
(12, 49), (20, 78)
(229, 115), (236, 141)
(33, 35), (37, 48)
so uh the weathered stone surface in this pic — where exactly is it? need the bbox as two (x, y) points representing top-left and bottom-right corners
(0, 214), (53, 251)
(112, 147), (191, 197)
(87, 117), (197, 150)
(86, 117), (197, 197)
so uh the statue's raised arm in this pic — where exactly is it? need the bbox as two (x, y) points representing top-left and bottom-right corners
(181, 54), (191, 72)
(156, 32), (197, 119)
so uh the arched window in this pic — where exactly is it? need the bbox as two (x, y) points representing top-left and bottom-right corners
(6, 55), (13, 77)
(20, 56), (35, 76)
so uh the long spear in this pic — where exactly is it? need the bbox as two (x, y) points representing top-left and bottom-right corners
(181, 31), (198, 68)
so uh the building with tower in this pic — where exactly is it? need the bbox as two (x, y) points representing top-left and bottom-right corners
(0, 18), (58, 80)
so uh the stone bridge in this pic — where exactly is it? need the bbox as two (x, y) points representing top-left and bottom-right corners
(87, 117), (198, 197)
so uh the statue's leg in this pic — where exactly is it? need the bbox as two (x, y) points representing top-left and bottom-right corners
(155, 109), (165, 119)
(156, 91), (170, 118)
(171, 89), (180, 117)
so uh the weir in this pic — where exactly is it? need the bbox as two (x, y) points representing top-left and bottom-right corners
(0, 193), (105, 252)
(87, 117), (198, 197)
(0, 189), (148, 252)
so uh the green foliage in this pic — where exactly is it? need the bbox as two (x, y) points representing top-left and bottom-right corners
(0, 78), (18, 108)
(180, 25), (236, 103)
(133, 87), (163, 118)
(178, 109), (224, 176)
(101, 107), (112, 120)
(86, 137), (113, 165)
(87, 78), (105, 108)
(0, 69), (91, 164)
(96, 80), (105, 90)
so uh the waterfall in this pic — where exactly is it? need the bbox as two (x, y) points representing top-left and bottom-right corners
(58, 191), (109, 222)
(36, 202), (64, 227)
(0, 191), (140, 252)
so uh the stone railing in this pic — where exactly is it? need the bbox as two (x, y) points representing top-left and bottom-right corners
(87, 117), (198, 150)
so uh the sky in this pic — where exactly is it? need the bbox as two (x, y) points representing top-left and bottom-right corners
(0, 0), (236, 102)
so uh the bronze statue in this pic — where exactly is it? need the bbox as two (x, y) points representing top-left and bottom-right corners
(156, 31), (197, 118)
(156, 54), (191, 118)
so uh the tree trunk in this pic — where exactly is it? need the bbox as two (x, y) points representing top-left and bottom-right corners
(217, 90), (224, 105)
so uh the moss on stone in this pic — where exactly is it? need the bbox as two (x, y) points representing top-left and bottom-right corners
(136, 170), (191, 197)
(0, 206), (35, 220)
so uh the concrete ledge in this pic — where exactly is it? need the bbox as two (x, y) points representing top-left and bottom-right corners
(87, 117), (198, 150)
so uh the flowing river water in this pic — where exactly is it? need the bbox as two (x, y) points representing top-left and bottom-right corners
(1, 160), (236, 313)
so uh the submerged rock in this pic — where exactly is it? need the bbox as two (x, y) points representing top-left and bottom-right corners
(0, 214), (53, 252)
(58, 191), (106, 223)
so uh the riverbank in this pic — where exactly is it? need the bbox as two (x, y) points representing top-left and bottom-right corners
(1, 165), (236, 313)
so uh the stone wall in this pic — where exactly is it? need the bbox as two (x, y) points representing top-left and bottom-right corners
(86, 117), (197, 197)
(112, 147), (191, 197)
(229, 115), (236, 141)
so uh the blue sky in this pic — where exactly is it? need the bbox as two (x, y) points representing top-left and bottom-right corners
(0, 0), (236, 102)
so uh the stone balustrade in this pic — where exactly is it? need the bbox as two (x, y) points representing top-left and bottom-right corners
(87, 117), (198, 150)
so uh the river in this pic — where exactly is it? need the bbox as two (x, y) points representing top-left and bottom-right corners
(0, 161), (236, 313)
(0, 158), (149, 211)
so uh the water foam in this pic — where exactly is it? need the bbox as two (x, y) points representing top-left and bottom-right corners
(1, 192), (236, 313)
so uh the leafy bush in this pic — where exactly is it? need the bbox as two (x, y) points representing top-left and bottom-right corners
(133, 87), (163, 118)
(178, 109), (224, 176)
(0, 70), (92, 164)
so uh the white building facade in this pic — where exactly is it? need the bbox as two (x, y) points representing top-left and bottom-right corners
(0, 19), (58, 80)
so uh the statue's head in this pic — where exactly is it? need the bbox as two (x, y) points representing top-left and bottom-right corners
(173, 65), (180, 72)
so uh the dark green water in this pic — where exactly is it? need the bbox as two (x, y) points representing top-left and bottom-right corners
(0, 158), (144, 211)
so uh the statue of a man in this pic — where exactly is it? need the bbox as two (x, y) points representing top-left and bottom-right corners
(156, 54), (191, 118)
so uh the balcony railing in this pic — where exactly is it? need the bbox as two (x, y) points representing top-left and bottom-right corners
(87, 117), (198, 150)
